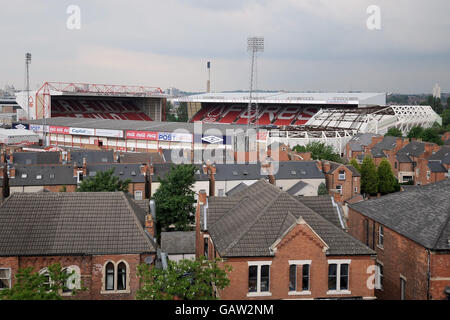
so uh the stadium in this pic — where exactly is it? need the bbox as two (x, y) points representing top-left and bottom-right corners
(14, 83), (442, 155)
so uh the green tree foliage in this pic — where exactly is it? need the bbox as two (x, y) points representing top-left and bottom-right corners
(76, 168), (131, 192)
(349, 158), (361, 173)
(421, 96), (443, 114)
(421, 127), (443, 145)
(0, 263), (81, 300)
(385, 127), (403, 137)
(136, 257), (232, 300)
(377, 159), (397, 194)
(166, 101), (188, 122)
(317, 182), (328, 196)
(442, 108), (450, 127)
(407, 126), (424, 139)
(360, 155), (379, 196)
(152, 164), (197, 236)
(292, 142), (343, 163)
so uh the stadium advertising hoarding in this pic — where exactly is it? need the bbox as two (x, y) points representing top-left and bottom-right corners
(126, 130), (158, 141)
(194, 134), (232, 145)
(158, 132), (193, 143)
(69, 127), (95, 136)
(95, 128), (124, 138)
(49, 126), (70, 134)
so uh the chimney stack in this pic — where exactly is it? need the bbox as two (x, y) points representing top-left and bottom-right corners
(323, 161), (331, 173)
(82, 157), (87, 175)
(145, 200), (157, 238)
(261, 163), (276, 185)
(9, 166), (15, 179)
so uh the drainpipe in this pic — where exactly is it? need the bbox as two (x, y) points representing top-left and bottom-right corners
(426, 249), (431, 300)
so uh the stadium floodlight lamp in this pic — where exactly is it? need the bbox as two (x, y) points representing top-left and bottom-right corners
(247, 37), (264, 53)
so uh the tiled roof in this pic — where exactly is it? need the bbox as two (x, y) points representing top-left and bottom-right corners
(428, 146), (450, 165)
(87, 163), (146, 183)
(225, 182), (249, 196)
(161, 231), (196, 255)
(119, 152), (164, 164)
(9, 165), (77, 186)
(427, 161), (447, 173)
(371, 136), (398, 158)
(0, 192), (156, 256)
(349, 179), (450, 251)
(13, 152), (60, 165)
(286, 181), (308, 195)
(152, 163), (210, 181)
(70, 150), (114, 166)
(296, 196), (344, 229)
(396, 141), (426, 163)
(327, 162), (361, 177)
(206, 180), (374, 257)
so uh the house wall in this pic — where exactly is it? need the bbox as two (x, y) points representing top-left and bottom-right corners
(347, 207), (450, 300)
(213, 222), (375, 300)
(325, 166), (360, 202)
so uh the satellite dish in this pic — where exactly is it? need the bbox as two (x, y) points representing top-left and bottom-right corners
(144, 256), (154, 265)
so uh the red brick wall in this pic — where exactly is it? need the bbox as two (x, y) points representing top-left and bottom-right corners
(325, 166), (360, 202)
(347, 208), (449, 300)
(217, 222), (375, 300)
(44, 185), (77, 192)
(0, 254), (154, 300)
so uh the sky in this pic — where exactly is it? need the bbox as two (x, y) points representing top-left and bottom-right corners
(1, 0), (449, 94)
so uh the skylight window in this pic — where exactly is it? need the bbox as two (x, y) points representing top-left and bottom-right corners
(36, 174), (42, 180)
(21, 173), (27, 179)
(131, 171), (137, 176)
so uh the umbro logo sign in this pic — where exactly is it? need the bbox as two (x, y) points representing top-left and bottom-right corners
(201, 136), (223, 144)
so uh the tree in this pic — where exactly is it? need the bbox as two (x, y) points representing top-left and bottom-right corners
(0, 263), (81, 300)
(442, 108), (450, 127)
(421, 127), (443, 145)
(385, 127), (403, 137)
(377, 158), (397, 194)
(407, 126), (424, 139)
(317, 182), (328, 196)
(349, 158), (361, 173)
(360, 155), (379, 196)
(152, 164), (197, 237)
(176, 102), (189, 122)
(136, 257), (232, 300)
(292, 142), (343, 163)
(76, 168), (131, 192)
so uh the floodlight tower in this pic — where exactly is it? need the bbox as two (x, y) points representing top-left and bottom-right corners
(25, 53), (32, 119)
(247, 36), (264, 132)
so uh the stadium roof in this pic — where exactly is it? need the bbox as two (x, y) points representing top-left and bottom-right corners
(175, 91), (386, 106)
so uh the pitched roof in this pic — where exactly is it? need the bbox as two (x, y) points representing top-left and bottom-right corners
(327, 162), (361, 177)
(396, 141), (426, 162)
(349, 180), (450, 251)
(0, 192), (156, 256)
(9, 165), (77, 186)
(427, 161), (447, 173)
(86, 163), (146, 183)
(371, 136), (398, 158)
(286, 181), (308, 195)
(70, 150), (114, 166)
(428, 146), (450, 165)
(274, 161), (325, 180)
(225, 182), (249, 196)
(119, 152), (164, 164)
(152, 163), (210, 181)
(13, 152), (60, 165)
(206, 180), (374, 257)
(296, 196), (344, 229)
(161, 231), (196, 255)
(348, 133), (379, 151)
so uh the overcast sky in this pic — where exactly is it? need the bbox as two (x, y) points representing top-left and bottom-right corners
(1, 0), (449, 93)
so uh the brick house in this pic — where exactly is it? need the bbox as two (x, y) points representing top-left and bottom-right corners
(0, 192), (156, 299)
(370, 136), (409, 171)
(195, 179), (376, 300)
(317, 161), (361, 203)
(426, 146), (450, 184)
(395, 141), (441, 184)
(347, 180), (450, 300)
(345, 133), (380, 161)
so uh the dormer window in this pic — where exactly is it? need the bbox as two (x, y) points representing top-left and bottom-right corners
(21, 173), (27, 179)
(291, 170), (296, 175)
(131, 171), (136, 176)
(36, 174), (42, 180)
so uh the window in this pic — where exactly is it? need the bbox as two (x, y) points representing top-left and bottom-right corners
(400, 277), (406, 300)
(327, 260), (351, 294)
(36, 174), (42, 180)
(0, 268), (11, 290)
(105, 262), (114, 291)
(247, 261), (272, 297)
(338, 170), (346, 180)
(204, 237), (209, 259)
(50, 173), (55, 179)
(376, 263), (383, 290)
(25, 159), (32, 165)
(378, 225), (384, 248)
(288, 260), (311, 295)
(39, 268), (51, 291)
(336, 185), (342, 195)
(62, 266), (80, 294)
(427, 171), (431, 180)
(134, 190), (143, 200)
(77, 171), (83, 183)
(354, 187), (358, 193)
(21, 173), (27, 179)
(395, 162), (397, 169)
(117, 262), (127, 291)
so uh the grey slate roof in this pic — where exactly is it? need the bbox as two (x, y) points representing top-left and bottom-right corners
(119, 152), (164, 164)
(206, 180), (374, 257)
(13, 152), (60, 165)
(371, 136), (398, 158)
(296, 196), (344, 229)
(327, 162), (361, 177)
(348, 133), (379, 151)
(396, 141), (426, 162)
(214, 163), (262, 181)
(70, 150), (114, 166)
(161, 231), (196, 255)
(10, 165), (77, 186)
(286, 181), (308, 195)
(226, 182), (249, 196)
(87, 163), (146, 183)
(274, 161), (325, 180)
(152, 163), (210, 181)
(445, 138), (450, 145)
(427, 161), (447, 173)
(0, 192), (156, 256)
(428, 146), (450, 165)
(349, 179), (450, 251)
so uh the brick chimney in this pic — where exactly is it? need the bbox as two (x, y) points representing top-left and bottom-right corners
(9, 166), (15, 179)
(67, 151), (71, 162)
(82, 157), (87, 176)
(261, 163), (275, 185)
(202, 164), (208, 175)
(316, 160), (323, 171)
(323, 161), (331, 173)
(145, 200), (156, 238)
(140, 164), (148, 176)
(205, 164), (216, 197)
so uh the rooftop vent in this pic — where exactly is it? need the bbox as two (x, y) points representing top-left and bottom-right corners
(36, 174), (42, 180)
(232, 171), (238, 176)
(291, 170), (297, 175)
(101, 157), (108, 162)
(131, 171), (137, 176)
(21, 173), (27, 179)
(243, 171), (248, 175)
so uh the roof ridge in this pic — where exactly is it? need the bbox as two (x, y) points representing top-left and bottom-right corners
(432, 209), (450, 250)
(222, 188), (283, 255)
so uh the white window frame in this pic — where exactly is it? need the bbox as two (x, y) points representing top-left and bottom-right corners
(247, 261), (272, 297)
(338, 170), (346, 180)
(134, 190), (143, 200)
(336, 184), (342, 195)
(400, 275), (407, 300)
(327, 260), (351, 295)
(61, 265), (81, 295)
(101, 260), (131, 294)
(426, 171), (431, 180)
(288, 260), (312, 296)
(354, 186), (358, 193)
(0, 268), (11, 290)
(76, 171), (83, 184)
(378, 225), (384, 249)
(375, 261), (384, 291)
